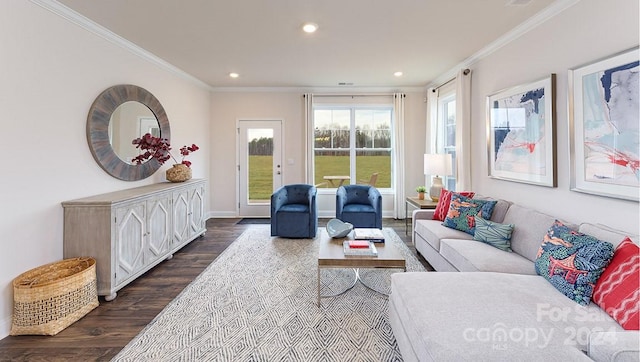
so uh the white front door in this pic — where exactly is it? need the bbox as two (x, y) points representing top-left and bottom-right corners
(238, 120), (283, 217)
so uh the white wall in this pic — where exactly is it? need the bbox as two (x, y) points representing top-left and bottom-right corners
(209, 90), (427, 217)
(0, 1), (211, 337)
(469, 0), (639, 234)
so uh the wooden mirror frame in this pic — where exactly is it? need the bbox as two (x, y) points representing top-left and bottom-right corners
(87, 84), (171, 181)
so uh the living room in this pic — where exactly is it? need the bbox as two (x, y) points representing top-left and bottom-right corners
(1, 0), (638, 359)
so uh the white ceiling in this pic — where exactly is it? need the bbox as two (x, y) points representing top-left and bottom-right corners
(55, 0), (559, 89)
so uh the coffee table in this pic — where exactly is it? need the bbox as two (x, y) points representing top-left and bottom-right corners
(317, 228), (406, 306)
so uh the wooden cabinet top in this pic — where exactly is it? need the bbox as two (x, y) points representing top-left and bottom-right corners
(62, 179), (206, 206)
(406, 196), (438, 209)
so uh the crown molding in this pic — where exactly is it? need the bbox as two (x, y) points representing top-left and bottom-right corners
(30, 0), (213, 91)
(209, 86), (426, 93)
(426, 0), (581, 89)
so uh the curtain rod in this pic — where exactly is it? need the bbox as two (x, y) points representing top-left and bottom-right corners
(432, 69), (470, 92)
(307, 93), (397, 97)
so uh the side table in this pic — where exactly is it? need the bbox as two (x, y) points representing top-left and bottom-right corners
(405, 197), (438, 235)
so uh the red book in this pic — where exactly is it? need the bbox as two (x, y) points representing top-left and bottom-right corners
(348, 240), (370, 248)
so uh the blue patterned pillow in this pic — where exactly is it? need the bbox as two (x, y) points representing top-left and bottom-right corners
(473, 216), (514, 252)
(535, 220), (615, 306)
(442, 194), (497, 235)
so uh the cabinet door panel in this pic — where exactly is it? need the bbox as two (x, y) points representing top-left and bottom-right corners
(173, 190), (190, 244)
(189, 185), (205, 236)
(115, 204), (145, 284)
(147, 195), (171, 258)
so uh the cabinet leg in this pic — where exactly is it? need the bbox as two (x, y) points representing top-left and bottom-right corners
(166, 254), (174, 260)
(104, 293), (117, 302)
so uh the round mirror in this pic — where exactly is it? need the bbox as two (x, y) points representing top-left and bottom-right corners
(108, 101), (159, 164)
(87, 85), (170, 181)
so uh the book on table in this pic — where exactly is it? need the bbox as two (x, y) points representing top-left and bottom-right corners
(343, 240), (378, 257)
(347, 240), (370, 248)
(353, 228), (385, 243)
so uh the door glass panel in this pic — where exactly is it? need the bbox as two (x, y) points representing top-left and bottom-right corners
(247, 128), (273, 203)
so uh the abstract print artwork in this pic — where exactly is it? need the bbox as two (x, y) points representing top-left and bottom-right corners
(570, 48), (640, 201)
(487, 75), (556, 186)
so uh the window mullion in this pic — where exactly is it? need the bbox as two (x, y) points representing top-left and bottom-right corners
(350, 108), (356, 182)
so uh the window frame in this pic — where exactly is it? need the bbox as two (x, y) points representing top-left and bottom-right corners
(312, 104), (394, 190)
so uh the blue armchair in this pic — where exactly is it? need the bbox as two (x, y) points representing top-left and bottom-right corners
(336, 185), (382, 229)
(271, 184), (318, 238)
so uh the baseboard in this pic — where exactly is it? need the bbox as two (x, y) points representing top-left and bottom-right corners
(208, 211), (400, 219)
(207, 211), (236, 218)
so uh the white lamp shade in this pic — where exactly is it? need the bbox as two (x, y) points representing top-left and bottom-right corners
(424, 154), (452, 176)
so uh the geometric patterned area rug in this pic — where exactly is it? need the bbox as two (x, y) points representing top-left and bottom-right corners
(113, 225), (426, 361)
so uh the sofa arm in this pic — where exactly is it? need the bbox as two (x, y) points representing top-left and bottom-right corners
(412, 209), (436, 245)
(588, 331), (640, 362)
(413, 209), (435, 221)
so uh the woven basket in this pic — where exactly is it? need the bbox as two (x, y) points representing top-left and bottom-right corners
(10, 257), (99, 336)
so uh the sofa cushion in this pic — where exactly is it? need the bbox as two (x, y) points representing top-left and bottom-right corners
(473, 216), (514, 252)
(440, 239), (536, 274)
(502, 204), (562, 262)
(442, 194), (497, 235)
(414, 219), (473, 251)
(592, 237), (640, 330)
(535, 220), (615, 306)
(578, 223), (639, 249)
(473, 195), (512, 223)
(588, 331), (640, 362)
(432, 189), (475, 221)
(390, 272), (621, 361)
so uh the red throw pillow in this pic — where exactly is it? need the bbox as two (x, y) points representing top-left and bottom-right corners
(432, 189), (475, 221)
(592, 237), (640, 330)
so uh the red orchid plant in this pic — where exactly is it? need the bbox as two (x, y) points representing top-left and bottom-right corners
(131, 133), (199, 167)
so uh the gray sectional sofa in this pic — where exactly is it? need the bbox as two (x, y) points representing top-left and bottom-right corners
(390, 197), (639, 361)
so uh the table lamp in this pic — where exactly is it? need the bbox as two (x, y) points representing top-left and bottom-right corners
(424, 154), (453, 201)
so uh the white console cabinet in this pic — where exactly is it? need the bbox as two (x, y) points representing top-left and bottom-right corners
(62, 179), (206, 301)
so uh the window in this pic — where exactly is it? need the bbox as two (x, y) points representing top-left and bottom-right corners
(313, 106), (392, 188)
(435, 92), (457, 190)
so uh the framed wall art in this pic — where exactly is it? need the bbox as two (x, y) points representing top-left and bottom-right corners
(569, 48), (639, 202)
(486, 74), (556, 187)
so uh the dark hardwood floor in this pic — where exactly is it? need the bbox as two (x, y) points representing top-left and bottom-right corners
(0, 218), (430, 361)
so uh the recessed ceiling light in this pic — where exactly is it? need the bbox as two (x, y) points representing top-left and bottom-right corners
(229, 72), (239, 78)
(394, 71), (403, 77)
(302, 22), (318, 33)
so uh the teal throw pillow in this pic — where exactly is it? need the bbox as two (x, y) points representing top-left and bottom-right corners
(534, 220), (614, 306)
(442, 194), (497, 235)
(473, 216), (514, 252)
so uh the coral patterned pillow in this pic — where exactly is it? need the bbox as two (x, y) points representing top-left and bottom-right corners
(592, 237), (640, 330)
(432, 189), (475, 221)
(535, 220), (615, 306)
